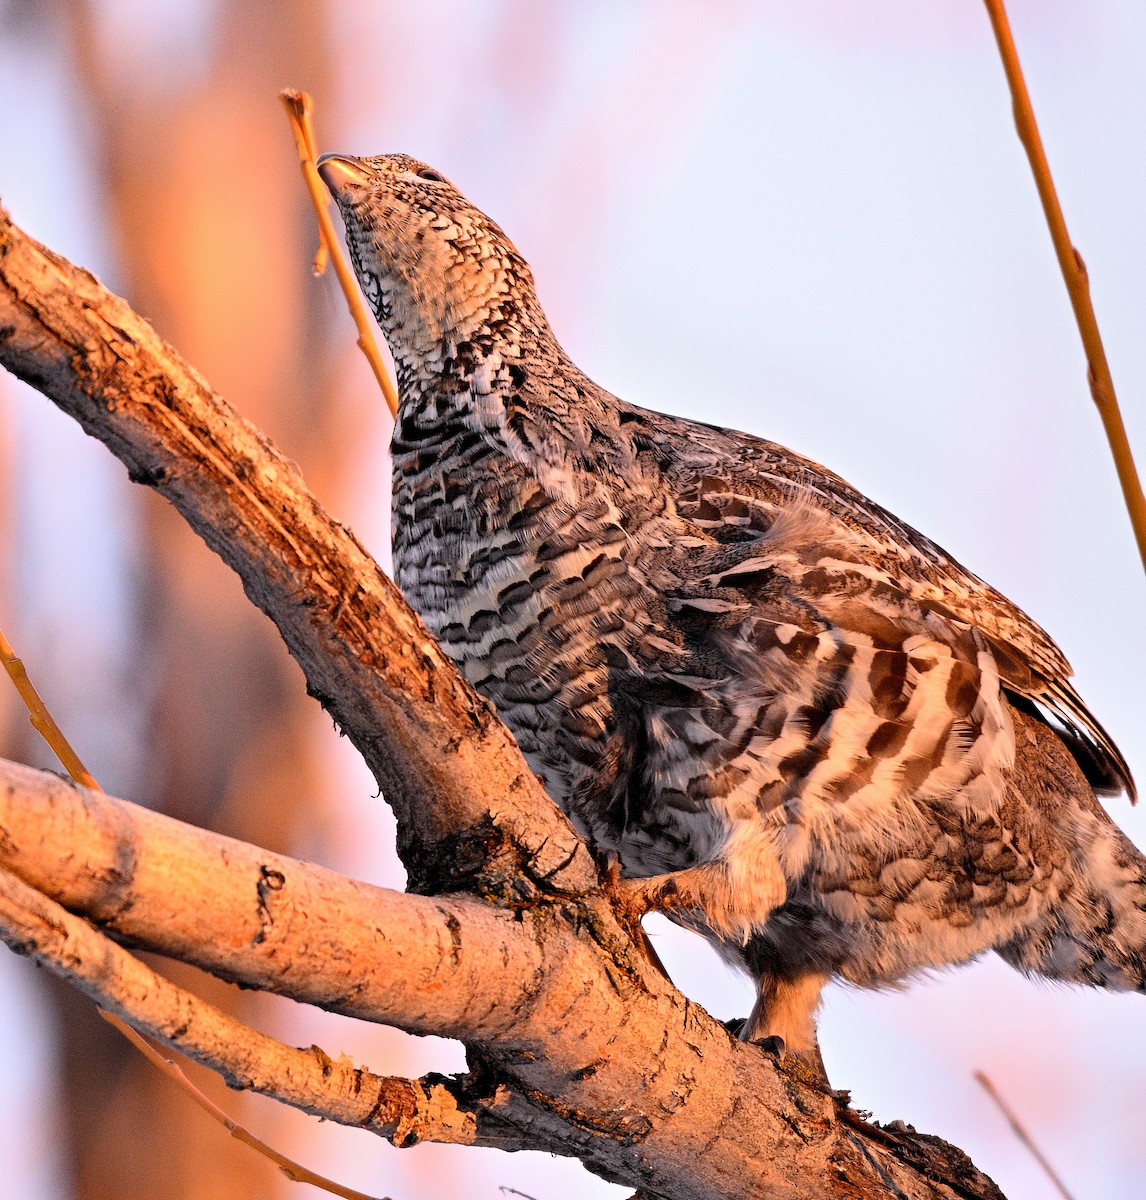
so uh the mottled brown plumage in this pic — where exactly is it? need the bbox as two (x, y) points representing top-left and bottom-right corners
(320, 151), (1142, 1058)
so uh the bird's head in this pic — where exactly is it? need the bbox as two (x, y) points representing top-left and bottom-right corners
(318, 152), (542, 369)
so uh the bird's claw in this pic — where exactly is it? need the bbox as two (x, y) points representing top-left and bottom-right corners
(753, 1034), (786, 1059)
(609, 873), (684, 924)
(601, 849), (624, 890)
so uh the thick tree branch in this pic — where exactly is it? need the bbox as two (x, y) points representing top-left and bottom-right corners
(0, 859), (494, 1150)
(0, 207), (1008, 1199)
(0, 736), (1003, 1199)
(0, 758), (566, 1040)
(0, 201), (593, 900)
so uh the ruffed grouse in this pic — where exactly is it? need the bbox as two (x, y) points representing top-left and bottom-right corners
(319, 151), (1142, 1059)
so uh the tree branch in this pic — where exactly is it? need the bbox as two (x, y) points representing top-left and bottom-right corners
(0, 859), (495, 1152)
(982, 0), (1146, 573)
(0, 758), (566, 1040)
(0, 206), (1008, 1199)
(0, 755), (1004, 1199)
(0, 200), (594, 900)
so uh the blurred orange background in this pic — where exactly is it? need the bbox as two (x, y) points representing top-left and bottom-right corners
(1, 2), (1143, 1197)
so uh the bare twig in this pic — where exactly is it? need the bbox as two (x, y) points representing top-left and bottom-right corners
(0, 624), (99, 789)
(280, 89), (399, 418)
(973, 1071), (1075, 1200)
(983, 0), (1146, 573)
(287, 97), (332, 276)
(100, 1016), (387, 1200)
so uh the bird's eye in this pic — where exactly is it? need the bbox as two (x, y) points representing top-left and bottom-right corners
(417, 168), (445, 183)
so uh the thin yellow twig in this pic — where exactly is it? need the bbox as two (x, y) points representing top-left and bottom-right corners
(287, 91), (331, 276)
(983, 0), (1146, 574)
(100, 1013), (387, 1200)
(280, 89), (399, 419)
(0, 624), (99, 790)
(973, 1071), (1075, 1200)
(0, 622), (383, 1200)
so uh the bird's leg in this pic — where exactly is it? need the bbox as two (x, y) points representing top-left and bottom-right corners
(607, 864), (739, 986)
(610, 849), (787, 945)
(742, 970), (828, 1050)
(743, 971), (832, 1086)
(609, 862), (743, 932)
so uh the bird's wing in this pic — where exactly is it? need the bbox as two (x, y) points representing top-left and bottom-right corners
(625, 406), (1134, 799)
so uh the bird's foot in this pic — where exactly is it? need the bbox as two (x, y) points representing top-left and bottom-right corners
(753, 1033), (786, 1059)
(599, 854), (676, 979)
(746, 1029), (834, 1093)
(601, 849), (624, 891)
(600, 852), (689, 920)
(609, 872), (687, 925)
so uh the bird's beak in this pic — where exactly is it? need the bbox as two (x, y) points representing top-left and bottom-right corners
(317, 153), (370, 197)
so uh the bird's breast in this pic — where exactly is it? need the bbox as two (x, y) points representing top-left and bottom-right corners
(391, 423), (645, 817)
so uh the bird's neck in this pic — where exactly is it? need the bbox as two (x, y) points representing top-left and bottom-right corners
(386, 288), (570, 442)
